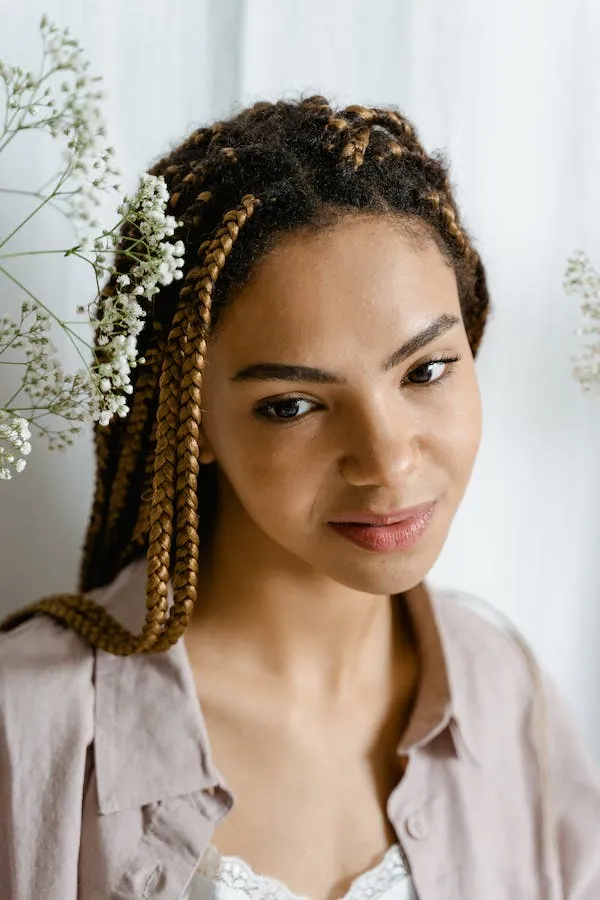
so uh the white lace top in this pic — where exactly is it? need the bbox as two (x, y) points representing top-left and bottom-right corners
(182, 842), (416, 900)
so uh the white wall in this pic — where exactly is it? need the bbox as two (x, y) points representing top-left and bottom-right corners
(1, 0), (599, 758)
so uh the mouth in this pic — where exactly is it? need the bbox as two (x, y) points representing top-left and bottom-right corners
(327, 502), (437, 553)
(328, 501), (436, 526)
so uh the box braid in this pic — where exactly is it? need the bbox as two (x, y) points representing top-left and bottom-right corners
(0, 96), (490, 654)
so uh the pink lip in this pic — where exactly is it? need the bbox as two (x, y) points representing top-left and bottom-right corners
(328, 502), (437, 553)
(328, 502), (436, 526)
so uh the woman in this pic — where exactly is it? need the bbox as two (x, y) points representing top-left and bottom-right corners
(1, 97), (599, 900)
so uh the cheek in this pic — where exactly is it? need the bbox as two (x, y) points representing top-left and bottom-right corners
(438, 379), (482, 480)
(211, 416), (319, 521)
(243, 437), (318, 502)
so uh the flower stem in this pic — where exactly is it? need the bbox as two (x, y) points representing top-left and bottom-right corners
(0, 166), (72, 251)
(0, 264), (93, 371)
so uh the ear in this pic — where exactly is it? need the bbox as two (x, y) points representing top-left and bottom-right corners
(198, 428), (217, 465)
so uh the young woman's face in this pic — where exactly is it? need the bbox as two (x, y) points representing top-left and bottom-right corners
(199, 215), (482, 596)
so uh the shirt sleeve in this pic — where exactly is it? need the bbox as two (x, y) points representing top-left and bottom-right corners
(543, 668), (600, 899)
(0, 617), (94, 900)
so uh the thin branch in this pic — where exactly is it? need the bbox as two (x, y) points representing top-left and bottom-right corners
(0, 165), (72, 251)
(0, 264), (93, 370)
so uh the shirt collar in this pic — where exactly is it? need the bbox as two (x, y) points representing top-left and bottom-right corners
(91, 560), (481, 815)
(398, 580), (481, 767)
(92, 560), (227, 815)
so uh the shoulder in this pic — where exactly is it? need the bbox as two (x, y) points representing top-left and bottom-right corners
(429, 584), (542, 725)
(0, 611), (93, 668)
(432, 584), (537, 676)
(0, 559), (149, 745)
(0, 557), (148, 674)
(0, 614), (96, 742)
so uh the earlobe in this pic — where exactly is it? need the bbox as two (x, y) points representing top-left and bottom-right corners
(199, 448), (217, 465)
(198, 435), (217, 465)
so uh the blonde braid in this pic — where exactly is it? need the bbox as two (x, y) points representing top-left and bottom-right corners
(326, 105), (426, 170)
(126, 413), (157, 561)
(0, 589), (142, 655)
(102, 341), (163, 553)
(340, 125), (372, 170)
(420, 188), (488, 353)
(153, 195), (260, 651)
(421, 190), (472, 257)
(137, 300), (197, 651)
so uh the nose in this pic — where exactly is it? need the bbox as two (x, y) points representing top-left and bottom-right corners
(338, 401), (421, 488)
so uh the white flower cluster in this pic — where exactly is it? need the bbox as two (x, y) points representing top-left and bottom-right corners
(0, 412), (32, 480)
(564, 251), (600, 393)
(0, 302), (89, 464)
(0, 15), (121, 230)
(0, 18), (186, 477)
(86, 174), (184, 426)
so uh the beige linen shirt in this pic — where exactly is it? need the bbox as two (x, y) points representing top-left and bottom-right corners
(1, 558), (599, 899)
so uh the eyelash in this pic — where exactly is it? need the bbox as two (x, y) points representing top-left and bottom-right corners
(252, 354), (462, 424)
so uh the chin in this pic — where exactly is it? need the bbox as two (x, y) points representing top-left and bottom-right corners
(316, 552), (432, 598)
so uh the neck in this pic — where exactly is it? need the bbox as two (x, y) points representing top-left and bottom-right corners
(186, 518), (416, 706)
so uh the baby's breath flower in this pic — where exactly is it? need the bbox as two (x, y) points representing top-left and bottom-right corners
(564, 251), (600, 394)
(84, 173), (185, 424)
(0, 413), (32, 480)
(0, 16), (121, 232)
(0, 20), (185, 477)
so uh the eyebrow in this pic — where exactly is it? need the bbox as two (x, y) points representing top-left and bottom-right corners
(230, 313), (462, 385)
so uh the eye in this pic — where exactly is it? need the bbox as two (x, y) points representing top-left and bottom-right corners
(405, 355), (461, 386)
(253, 396), (318, 423)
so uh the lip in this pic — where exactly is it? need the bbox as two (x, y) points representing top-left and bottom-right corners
(328, 501), (436, 526)
(328, 502), (437, 553)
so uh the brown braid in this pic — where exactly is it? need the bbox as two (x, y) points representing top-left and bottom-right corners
(0, 96), (491, 654)
(126, 414), (157, 561)
(103, 343), (162, 552)
(150, 197), (260, 652)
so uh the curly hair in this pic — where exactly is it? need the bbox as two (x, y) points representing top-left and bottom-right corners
(1, 96), (490, 654)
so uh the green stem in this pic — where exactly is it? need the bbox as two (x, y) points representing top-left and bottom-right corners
(0, 264), (93, 370)
(0, 188), (44, 200)
(0, 189), (78, 225)
(3, 381), (25, 410)
(36, 170), (62, 195)
(0, 49), (55, 154)
(0, 166), (73, 251)
(0, 308), (28, 359)
(0, 249), (71, 258)
(0, 94), (26, 154)
(0, 187), (80, 199)
(0, 248), (94, 260)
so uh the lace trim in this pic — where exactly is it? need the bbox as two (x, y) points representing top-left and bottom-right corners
(196, 842), (409, 900)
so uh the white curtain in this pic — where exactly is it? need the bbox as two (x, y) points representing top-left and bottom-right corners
(1, 0), (599, 759)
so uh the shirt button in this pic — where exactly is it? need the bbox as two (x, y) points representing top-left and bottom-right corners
(142, 865), (164, 897)
(405, 813), (428, 840)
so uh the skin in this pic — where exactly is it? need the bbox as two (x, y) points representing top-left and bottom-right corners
(184, 215), (482, 900)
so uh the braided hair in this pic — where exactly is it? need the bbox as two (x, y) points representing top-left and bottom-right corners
(1, 97), (490, 655)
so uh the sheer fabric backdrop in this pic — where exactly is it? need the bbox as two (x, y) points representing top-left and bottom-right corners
(1, 0), (599, 758)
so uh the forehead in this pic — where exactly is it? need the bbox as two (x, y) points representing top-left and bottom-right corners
(210, 216), (461, 361)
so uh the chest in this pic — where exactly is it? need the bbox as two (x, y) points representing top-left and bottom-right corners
(79, 735), (550, 900)
(199, 698), (410, 900)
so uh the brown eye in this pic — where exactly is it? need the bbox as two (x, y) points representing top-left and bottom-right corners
(254, 397), (318, 422)
(406, 356), (461, 386)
